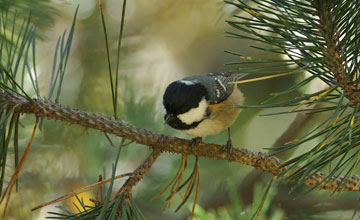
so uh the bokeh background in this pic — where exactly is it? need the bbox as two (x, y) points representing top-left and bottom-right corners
(2, 0), (359, 219)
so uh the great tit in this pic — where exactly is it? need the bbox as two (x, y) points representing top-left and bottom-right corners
(162, 72), (246, 157)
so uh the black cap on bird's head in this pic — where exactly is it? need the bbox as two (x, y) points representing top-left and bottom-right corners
(162, 80), (208, 129)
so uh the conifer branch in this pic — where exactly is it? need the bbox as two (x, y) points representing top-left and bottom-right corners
(1, 92), (360, 192)
(121, 149), (162, 200)
(314, 0), (360, 105)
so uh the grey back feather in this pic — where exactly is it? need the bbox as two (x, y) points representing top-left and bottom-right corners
(183, 72), (247, 104)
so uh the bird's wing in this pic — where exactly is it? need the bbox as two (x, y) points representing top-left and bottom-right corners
(184, 72), (247, 104)
(206, 72), (235, 104)
(206, 72), (247, 104)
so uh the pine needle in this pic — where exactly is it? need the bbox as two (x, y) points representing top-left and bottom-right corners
(0, 118), (38, 219)
(98, 0), (116, 117)
(229, 70), (301, 85)
(31, 172), (132, 211)
(190, 160), (200, 220)
(152, 155), (188, 201)
(251, 178), (274, 220)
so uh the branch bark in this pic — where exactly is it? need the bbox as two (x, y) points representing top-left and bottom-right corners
(315, 0), (360, 105)
(1, 92), (360, 191)
(122, 149), (162, 200)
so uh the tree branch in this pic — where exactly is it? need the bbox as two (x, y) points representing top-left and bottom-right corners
(1, 92), (360, 191)
(121, 149), (162, 200)
(204, 102), (322, 210)
(315, 0), (360, 105)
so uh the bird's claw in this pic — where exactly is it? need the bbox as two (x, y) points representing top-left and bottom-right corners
(191, 137), (202, 148)
(223, 138), (233, 161)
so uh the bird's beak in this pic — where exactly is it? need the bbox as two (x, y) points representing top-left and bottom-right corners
(164, 113), (174, 124)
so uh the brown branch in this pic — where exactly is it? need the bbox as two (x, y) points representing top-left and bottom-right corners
(1, 93), (360, 191)
(204, 102), (322, 210)
(118, 149), (162, 201)
(32, 149), (161, 213)
(314, 0), (360, 105)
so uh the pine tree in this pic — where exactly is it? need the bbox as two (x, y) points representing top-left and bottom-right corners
(0, 0), (359, 219)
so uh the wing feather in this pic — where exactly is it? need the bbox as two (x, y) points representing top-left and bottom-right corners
(183, 72), (247, 104)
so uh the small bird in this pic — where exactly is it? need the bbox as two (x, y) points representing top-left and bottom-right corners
(162, 72), (246, 157)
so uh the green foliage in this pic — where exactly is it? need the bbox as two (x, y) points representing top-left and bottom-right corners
(99, 0), (127, 118)
(0, 10), (38, 196)
(226, 0), (360, 188)
(0, 13), (37, 98)
(46, 143), (147, 220)
(0, 0), (57, 40)
(1, 0), (359, 219)
(47, 196), (146, 220)
(47, 6), (78, 102)
(192, 181), (284, 220)
(0, 2), (76, 207)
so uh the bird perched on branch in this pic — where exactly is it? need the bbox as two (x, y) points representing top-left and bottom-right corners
(162, 72), (246, 157)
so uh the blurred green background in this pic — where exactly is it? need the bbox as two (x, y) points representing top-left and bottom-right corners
(3, 0), (360, 219)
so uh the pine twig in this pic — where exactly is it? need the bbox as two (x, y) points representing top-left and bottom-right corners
(1, 93), (360, 191)
(203, 102), (323, 210)
(315, 0), (360, 105)
(0, 117), (38, 219)
(118, 149), (162, 201)
(152, 155), (188, 203)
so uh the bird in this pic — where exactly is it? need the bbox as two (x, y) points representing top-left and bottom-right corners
(162, 72), (246, 158)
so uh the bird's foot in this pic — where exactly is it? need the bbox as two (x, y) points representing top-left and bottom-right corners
(223, 138), (233, 161)
(191, 137), (202, 148)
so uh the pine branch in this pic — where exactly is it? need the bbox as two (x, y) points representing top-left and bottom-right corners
(225, 0), (360, 187)
(1, 92), (360, 192)
(203, 102), (323, 211)
(116, 149), (162, 201)
(314, 0), (360, 105)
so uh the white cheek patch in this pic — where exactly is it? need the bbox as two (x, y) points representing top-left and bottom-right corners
(178, 98), (208, 125)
